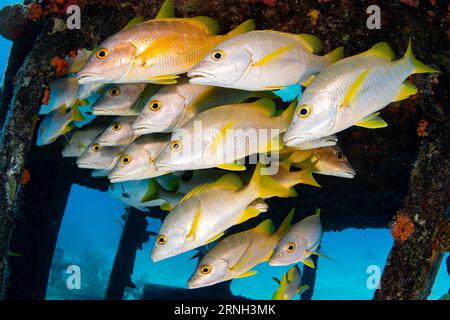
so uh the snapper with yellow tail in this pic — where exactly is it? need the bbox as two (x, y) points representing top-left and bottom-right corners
(151, 163), (293, 262)
(188, 30), (344, 91)
(284, 40), (439, 147)
(155, 98), (296, 172)
(187, 209), (295, 288)
(77, 0), (255, 85)
(272, 265), (309, 300)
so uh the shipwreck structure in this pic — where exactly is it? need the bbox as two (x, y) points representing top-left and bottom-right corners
(0, 0), (448, 300)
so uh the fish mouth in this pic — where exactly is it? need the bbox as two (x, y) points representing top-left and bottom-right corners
(151, 250), (170, 262)
(92, 107), (115, 115)
(108, 175), (128, 183)
(333, 170), (356, 179)
(96, 139), (117, 147)
(268, 259), (288, 267)
(187, 70), (215, 84)
(76, 161), (97, 169)
(155, 163), (177, 172)
(77, 72), (105, 85)
(283, 134), (312, 147)
(132, 124), (158, 135)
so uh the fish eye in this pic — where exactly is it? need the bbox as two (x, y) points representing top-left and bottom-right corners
(297, 104), (312, 118)
(286, 242), (296, 253)
(96, 48), (109, 59)
(120, 154), (132, 165)
(111, 122), (122, 131)
(211, 49), (225, 61)
(108, 87), (120, 97)
(148, 100), (161, 112)
(156, 235), (166, 245)
(91, 143), (101, 153)
(336, 152), (345, 160)
(170, 140), (182, 152)
(199, 265), (212, 275)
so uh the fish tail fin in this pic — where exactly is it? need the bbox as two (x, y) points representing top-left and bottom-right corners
(279, 98), (297, 126)
(249, 162), (292, 198)
(227, 19), (255, 38)
(324, 46), (345, 65)
(274, 208), (295, 239)
(71, 103), (84, 122)
(402, 38), (439, 75)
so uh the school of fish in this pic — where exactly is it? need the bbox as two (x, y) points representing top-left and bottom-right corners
(35, 0), (438, 298)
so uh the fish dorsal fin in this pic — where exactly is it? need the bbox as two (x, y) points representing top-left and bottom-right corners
(362, 42), (395, 61)
(178, 183), (209, 204)
(227, 19), (255, 37)
(247, 98), (276, 116)
(341, 68), (370, 108)
(355, 112), (388, 129)
(254, 219), (275, 235)
(190, 16), (220, 35)
(154, 0), (175, 20)
(393, 81), (418, 102)
(294, 34), (322, 54)
(141, 179), (160, 203)
(123, 16), (145, 30)
(186, 205), (201, 240)
(211, 173), (243, 191)
(252, 45), (296, 68)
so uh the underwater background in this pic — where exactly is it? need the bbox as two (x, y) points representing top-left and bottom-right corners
(0, 0), (448, 300)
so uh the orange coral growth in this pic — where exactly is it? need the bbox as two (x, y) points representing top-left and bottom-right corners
(308, 9), (320, 25)
(417, 119), (429, 137)
(51, 56), (68, 77)
(390, 212), (415, 242)
(261, 0), (276, 6)
(42, 88), (51, 105)
(68, 49), (79, 59)
(20, 168), (31, 185)
(27, 3), (43, 21)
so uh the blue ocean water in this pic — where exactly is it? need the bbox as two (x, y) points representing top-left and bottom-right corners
(0, 0), (447, 301)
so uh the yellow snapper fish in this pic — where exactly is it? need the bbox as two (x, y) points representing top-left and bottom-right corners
(62, 120), (110, 157)
(96, 116), (140, 147)
(269, 209), (324, 268)
(108, 179), (183, 212)
(37, 104), (85, 146)
(39, 77), (85, 115)
(151, 164), (293, 262)
(65, 48), (93, 74)
(77, 0), (255, 85)
(272, 265), (309, 300)
(155, 98), (295, 172)
(92, 83), (153, 116)
(281, 145), (355, 178)
(284, 41), (439, 147)
(187, 209), (294, 288)
(188, 30), (343, 91)
(108, 134), (172, 183)
(76, 140), (124, 170)
(132, 77), (260, 135)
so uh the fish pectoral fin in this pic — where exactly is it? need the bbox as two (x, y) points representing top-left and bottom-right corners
(393, 81), (418, 102)
(186, 205), (202, 240)
(236, 270), (258, 279)
(305, 250), (335, 261)
(355, 112), (388, 129)
(147, 74), (180, 85)
(296, 284), (310, 295)
(210, 121), (236, 152)
(212, 173), (244, 190)
(301, 257), (315, 269)
(159, 202), (173, 211)
(154, 0), (175, 19)
(216, 163), (246, 171)
(300, 75), (317, 87)
(340, 68), (370, 108)
(134, 37), (180, 67)
(204, 232), (224, 245)
(251, 45), (296, 68)
(295, 34), (322, 54)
